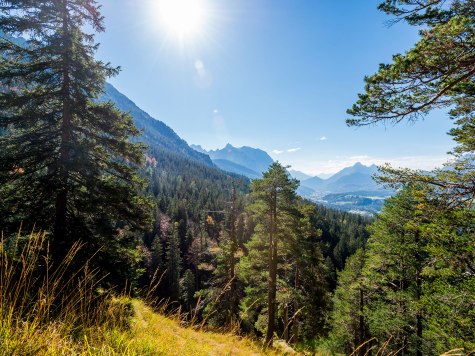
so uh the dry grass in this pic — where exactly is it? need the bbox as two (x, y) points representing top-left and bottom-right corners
(93, 299), (283, 356)
(0, 230), (286, 355)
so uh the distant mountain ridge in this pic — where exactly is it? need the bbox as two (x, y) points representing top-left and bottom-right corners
(100, 79), (392, 215)
(303, 162), (382, 193)
(191, 144), (274, 176)
(289, 170), (313, 181)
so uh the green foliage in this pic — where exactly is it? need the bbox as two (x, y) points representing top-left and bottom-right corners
(241, 162), (300, 345)
(180, 269), (196, 310)
(0, 0), (151, 290)
(199, 229), (242, 327)
(144, 147), (249, 223)
(348, 0), (475, 126)
(311, 203), (372, 277)
(329, 248), (368, 354)
(363, 188), (427, 354)
(238, 163), (330, 345)
(419, 201), (475, 351)
(339, 1), (475, 353)
(330, 186), (475, 354)
(166, 223), (182, 301)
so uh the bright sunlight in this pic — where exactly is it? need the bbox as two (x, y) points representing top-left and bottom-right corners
(156, 0), (208, 39)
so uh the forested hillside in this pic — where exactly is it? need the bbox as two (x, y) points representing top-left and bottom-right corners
(102, 83), (214, 166)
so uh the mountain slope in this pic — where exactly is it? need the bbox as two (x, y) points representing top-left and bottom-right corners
(101, 84), (249, 225)
(102, 83), (213, 166)
(198, 144), (274, 175)
(302, 175), (325, 190)
(303, 163), (382, 193)
(289, 169), (313, 181)
(212, 159), (261, 179)
(111, 299), (281, 355)
(324, 163), (380, 193)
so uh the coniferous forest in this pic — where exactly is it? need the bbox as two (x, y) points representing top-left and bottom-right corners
(0, 0), (473, 354)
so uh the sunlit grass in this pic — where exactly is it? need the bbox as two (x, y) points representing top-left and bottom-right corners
(0, 229), (282, 355)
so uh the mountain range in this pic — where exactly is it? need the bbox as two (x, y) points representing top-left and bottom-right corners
(190, 142), (385, 195)
(101, 83), (391, 214)
(188, 142), (393, 215)
(302, 162), (381, 193)
(191, 144), (273, 178)
(4, 34), (390, 216)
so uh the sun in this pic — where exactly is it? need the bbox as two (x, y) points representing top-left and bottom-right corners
(156, 0), (208, 39)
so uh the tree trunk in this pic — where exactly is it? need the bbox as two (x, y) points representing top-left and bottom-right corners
(415, 231), (423, 356)
(54, 0), (72, 255)
(229, 185), (237, 323)
(283, 303), (289, 341)
(358, 287), (365, 356)
(265, 192), (278, 347)
(292, 265), (300, 343)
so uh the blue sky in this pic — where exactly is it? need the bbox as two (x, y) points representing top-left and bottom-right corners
(96, 0), (455, 176)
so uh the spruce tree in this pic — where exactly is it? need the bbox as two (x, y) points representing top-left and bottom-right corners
(0, 0), (150, 288)
(363, 187), (427, 355)
(330, 248), (368, 355)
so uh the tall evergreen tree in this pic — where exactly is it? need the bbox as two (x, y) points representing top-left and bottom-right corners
(239, 162), (299, 347)
(0, 0), (150, 288)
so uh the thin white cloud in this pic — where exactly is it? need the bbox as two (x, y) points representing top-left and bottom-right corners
(213, 109), (219, 114)
(272, 149), (284, 155)
(320, 136), (327, 141)
(287, 147), (302, 153)
(293, 154), (450, 176)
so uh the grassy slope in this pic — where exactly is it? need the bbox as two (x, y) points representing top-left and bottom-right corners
(96, 300), (279, 356)
(1, 298), (282, 355)
(0, 232), (287, 355)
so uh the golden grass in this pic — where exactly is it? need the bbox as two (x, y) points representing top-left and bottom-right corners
(91, 299), (282, 356)
(0, 231), (285, 355)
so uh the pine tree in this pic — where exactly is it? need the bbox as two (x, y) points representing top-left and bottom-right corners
(239, 162), (299, 347)
(347, 0), (474, 127)
(346, 0), (474, 202)
(0, 0), (150, 288)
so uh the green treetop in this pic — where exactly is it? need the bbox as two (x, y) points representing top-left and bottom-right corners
(0, 0), (150, 289)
